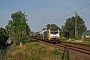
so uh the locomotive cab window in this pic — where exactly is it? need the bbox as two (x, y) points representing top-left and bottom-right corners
(50, 30), (58, 34)
(50, 31), (54, 34)
(55, 31), (58, 34)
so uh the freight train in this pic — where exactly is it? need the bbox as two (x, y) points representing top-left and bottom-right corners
(30, 28), (61, 43)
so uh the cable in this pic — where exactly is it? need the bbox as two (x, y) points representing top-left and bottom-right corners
(76, 4), (90, 11)
(52, 0), (81, 18)
(80, 13), (90, 18)
(57, 3), (90, 21)
(44, 0), (81, 21)
(60, 0), (81, 14)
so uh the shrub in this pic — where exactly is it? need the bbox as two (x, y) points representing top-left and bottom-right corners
(0, 28), (9, 46)
(15, 39), (20, 45)
(84, 38), (90, 41)
(5, 42), (62, 60)
(50, 49), (62, 55)
(83, 38), (90, 44)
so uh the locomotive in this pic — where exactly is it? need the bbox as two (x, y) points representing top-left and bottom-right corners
(30, 28), (61, 43)
(41, 28), (60, 43)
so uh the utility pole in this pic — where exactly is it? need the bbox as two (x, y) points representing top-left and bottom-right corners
(75, 12), (78, 39)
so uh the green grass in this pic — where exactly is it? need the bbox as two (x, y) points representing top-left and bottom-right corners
(5, 41), (62, 60)
(83, 38), (90, 44)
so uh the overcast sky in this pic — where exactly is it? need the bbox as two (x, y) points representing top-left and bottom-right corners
(0, 0), (90, 32)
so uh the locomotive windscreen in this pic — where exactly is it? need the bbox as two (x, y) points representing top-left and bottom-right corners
(50, 28), (58, 34)
(50, 30), (58, 34)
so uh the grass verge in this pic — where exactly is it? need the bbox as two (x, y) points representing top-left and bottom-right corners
(5, 40), (62, 60)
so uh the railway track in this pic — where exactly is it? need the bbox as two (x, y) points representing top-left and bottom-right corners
(57, 41), (90, 55)
(39, 40), (90, 60)
(40, 40), (90, 54)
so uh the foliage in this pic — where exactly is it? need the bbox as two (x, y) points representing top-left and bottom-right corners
(5, 11), (31, 44)
(62, 15), (87, 39)
(42, 28), (46, 31)
(26, 25), (31, 36)
(15, 39), (20, 45)
(50, 49), (62, 55)
(0, 27), (9, 46)
(46, 24), (61, 30)
(5, 42), (62, 60)
(83, 38), (90, 44)
(60, 38), (68, 41)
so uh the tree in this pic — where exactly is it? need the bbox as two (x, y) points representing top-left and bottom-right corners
(42, 28), (46, 31)
(6, 11), (31, 44)
(46, 24), (61, 30)
(0, 27), (9, 46)
(62, 15), (87, 39)
(26, 24), (31, 36)
(5, 20), (13, 39)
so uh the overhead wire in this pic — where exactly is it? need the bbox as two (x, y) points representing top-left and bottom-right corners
(44, 3), (90, 29)
(30, 1), (90, 29)
(30, 0), (81, 22)
(44, 0), (81, 21)
(30, 1), (89, 22)
(52, 0), (81, 18)
(57, 3), (90, 21)
(59, 0), (81, 14)
(76, 4), (90, 11)
(80, 13), (90, 18)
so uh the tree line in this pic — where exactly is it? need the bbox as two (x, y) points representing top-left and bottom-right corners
(42, 14), (87, 39)
(0, 11), (87, 46)
(0, 11), (31, 46)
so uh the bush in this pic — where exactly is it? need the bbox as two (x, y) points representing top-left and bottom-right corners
(84, 38), (90, 41)
(50, 49), (62, 55)
(20, 36), (28, 44)
(15, 39), (20, 45)
(0, 28), (9, 46)
(60, 38), (68, 41)
(5, 42), (62, 60)
(83, 38), (90, 44)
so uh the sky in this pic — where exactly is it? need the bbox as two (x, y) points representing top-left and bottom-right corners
(0, 0), (90, 32)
